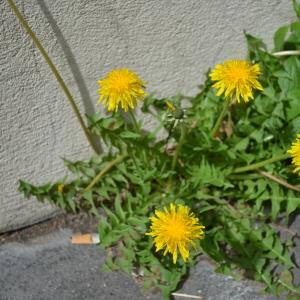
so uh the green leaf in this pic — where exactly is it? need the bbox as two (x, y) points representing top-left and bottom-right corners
(120, 131), (141, 139)
(127, 216), (148, 232)
(245, 32), (267, 54)
(114, 194), (126, 220)
(18, 180), (33, 197)
(277, 269), (300, 295)
(101, 256), (118, 272)
(287, 195), (300, 215)
(57, 194), (66, 209)
(198, 205), (217, 214)
(114, 257), (132, 272)
(98, 218), (111, 238)
(234, 137), (249, 151)
(279, 57), (300, 96)
(102, 117), (124, 131)
(290, 115), (300, 134)
(293, 0), (300, 18)
(65, 193), (76, 212)
(188, 157), (226, 188)
(82, 190), (100, 217)
(254, 262), (276, 293)
(111, 173), (128, 184)
(102, 204), (119, 226)
(119, 244), (135, 261)
(250, 129), (264, 142)
(251, 229), (295, 268)
(269, 183), (283, 219)
(101, 229), (127, 247)
(286, 88), (300, 121)
(274, 25), (289, 51)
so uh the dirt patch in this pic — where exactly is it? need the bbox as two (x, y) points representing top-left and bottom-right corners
(0, 212), (99, 245)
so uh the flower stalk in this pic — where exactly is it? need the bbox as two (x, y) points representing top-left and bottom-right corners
(272, 50), (300, 57)
(167, 124), (186, 192)
(128, 110), (141, 134)
(210, 100), (230, 138)
(232, 153), (289, 174)
(171, 125), (186, 171)
(7, 0), (100, 154)
(258, 170), (300, 193)
(84, 152), (128, 192)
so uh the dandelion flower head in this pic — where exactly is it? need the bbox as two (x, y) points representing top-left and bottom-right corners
(146, 203), (205, 263)
(288, 134), (300, 172)
(57, 184), (65, 193)
(210, 60), (263, 103)
(97, 68), (146, 112)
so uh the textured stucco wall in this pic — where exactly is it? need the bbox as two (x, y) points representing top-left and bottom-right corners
(0, 0), (295, 232)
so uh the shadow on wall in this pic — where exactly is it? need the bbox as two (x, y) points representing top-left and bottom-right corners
(37, 0), (102, 152)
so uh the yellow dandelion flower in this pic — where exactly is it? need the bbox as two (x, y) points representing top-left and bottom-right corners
(57, 184), (65, 193)
(97, 68), (146, 112)
(288, 134), (300, 172)
(146, 203), (205, 263)
(210, 60), (263, 103)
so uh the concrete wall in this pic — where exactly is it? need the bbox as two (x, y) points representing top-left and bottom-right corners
(0, 0), (295, 232)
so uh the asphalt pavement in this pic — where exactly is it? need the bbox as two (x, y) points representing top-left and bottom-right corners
(0, 228), (282, 300)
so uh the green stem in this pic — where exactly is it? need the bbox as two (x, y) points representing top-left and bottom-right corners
(84, 152), (128, 192)
(128, 110), (140, 133)
(210, 100), (230, 138)
(167, 124), (186, 192)
(232, 153), (289, 174)
(7, 0), (99, 154)
(128, 110), (149, 165)
(258, 170), (300, 193)
(171, 125), (186, 171)
(227, 173), (263, 180)
(272, 50), (300, 57)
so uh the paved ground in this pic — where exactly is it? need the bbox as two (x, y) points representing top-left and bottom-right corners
(0, 227), (282, 300)
(0, 230), (146, 300)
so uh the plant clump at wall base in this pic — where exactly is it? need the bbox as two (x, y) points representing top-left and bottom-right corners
(15, 1), (300, 299)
